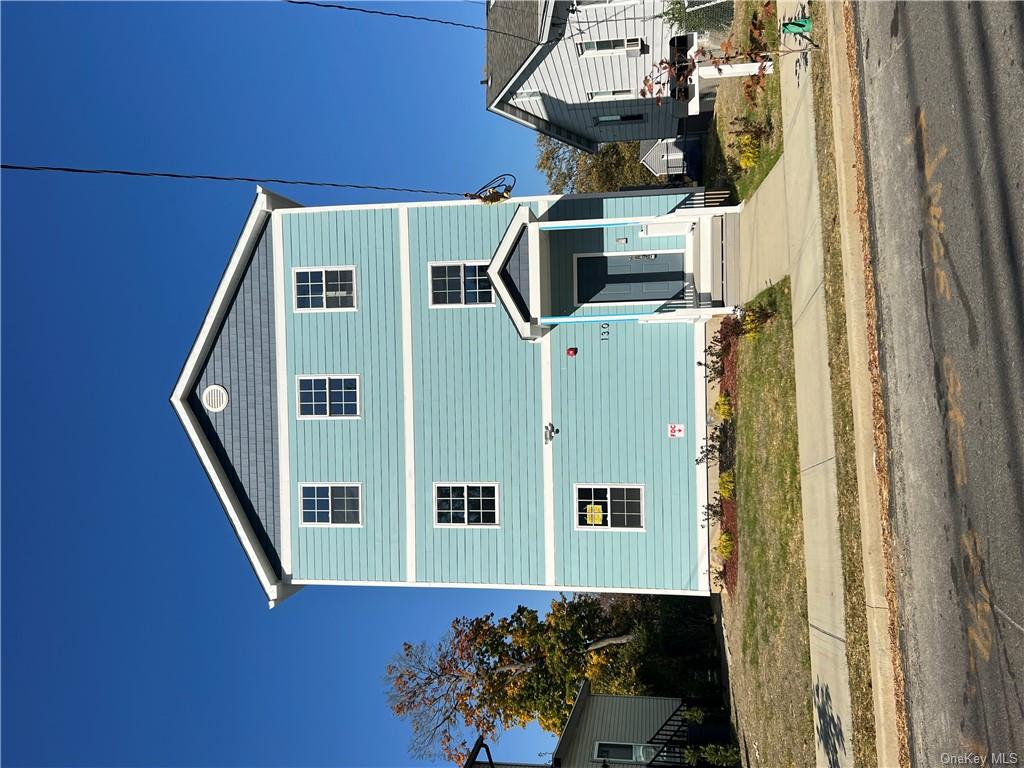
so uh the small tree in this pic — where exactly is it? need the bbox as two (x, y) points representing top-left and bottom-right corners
(536, 136), (658, 194)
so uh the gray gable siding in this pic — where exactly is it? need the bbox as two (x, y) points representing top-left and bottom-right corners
(192, 220), (281, 575)
(554, 692), (681, 767)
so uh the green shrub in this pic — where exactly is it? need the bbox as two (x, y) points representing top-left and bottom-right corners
(719, 470), (735, 500)
(683, 744), (742, 767)
(716, 531), (734, 560)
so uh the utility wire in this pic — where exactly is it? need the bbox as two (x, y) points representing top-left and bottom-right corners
(283, 0), (659, 45)
(282, 0), (542, 44)
(0, 163), (496, 198)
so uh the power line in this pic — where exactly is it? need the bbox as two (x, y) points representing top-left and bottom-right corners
(282, 0), (541, 44)
(282, 0), (655, 46)
(0, 163), (482, 198)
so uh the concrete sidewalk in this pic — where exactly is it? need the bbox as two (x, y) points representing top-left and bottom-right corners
(735, 3), (855, 767)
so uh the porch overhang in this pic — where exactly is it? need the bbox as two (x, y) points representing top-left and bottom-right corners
(487, 205), (546, 341)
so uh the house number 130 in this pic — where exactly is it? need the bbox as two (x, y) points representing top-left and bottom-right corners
(599, 323), (610, 341)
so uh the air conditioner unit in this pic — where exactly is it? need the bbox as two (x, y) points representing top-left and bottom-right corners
(625, 38), (642, 56)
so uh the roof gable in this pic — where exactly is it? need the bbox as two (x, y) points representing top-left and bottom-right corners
(171, 187), (302, 608)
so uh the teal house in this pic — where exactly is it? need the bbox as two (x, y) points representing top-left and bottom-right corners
(171, 187), (741, 607)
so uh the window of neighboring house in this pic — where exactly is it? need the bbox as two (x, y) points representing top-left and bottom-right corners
(575, 37), (642, 56)
(294, 267), (357, 311)
(429, 262), (494, 307)
(435, 484), (499, 526)
(513, 89), (543, 101)
(300, 483), (361, 526)
(297, 375), (360, 418)
(594, 113), (645, 125)
(588, 89), (635, 101)
(593, 743), (657, 763)
(575, 485), (644, 529)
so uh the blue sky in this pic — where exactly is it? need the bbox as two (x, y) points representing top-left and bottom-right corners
(1, 2), (558, 766)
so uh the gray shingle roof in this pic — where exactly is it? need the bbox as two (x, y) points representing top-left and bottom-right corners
(485, 0), (545, 106)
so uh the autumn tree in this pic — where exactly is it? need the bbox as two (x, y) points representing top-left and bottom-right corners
(385, 594), (638, 763)
(536, 135), (659, 194)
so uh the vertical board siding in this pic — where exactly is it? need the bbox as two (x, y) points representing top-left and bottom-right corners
(282, 209), (405, 582)
(555, 693), (683, 766)
(278, 192), (701, 590)
(551, 320), (696, 591)
(195, 221), (281, 565)
(546, 184), (699, 591)
(515, 1), (677, 143)
(409, 203), (545, 586)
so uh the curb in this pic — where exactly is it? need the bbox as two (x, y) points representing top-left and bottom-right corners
(820, 3), (908, 766)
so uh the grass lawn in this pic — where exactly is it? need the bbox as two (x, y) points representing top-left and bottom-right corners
(721, 279), (815, 766)
(703, 0), (784, 200)
(805, 1), (877, 764)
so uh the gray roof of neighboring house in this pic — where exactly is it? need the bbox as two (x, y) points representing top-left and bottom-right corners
(485, 1), (546, 106)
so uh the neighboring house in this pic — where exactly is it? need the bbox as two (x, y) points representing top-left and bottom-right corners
(171, 186), (741, 607)
(484, 1), (718, 153)
(466, 681), (715, 767)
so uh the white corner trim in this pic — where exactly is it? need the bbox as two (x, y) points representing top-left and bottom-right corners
(398, 207), (417, 582)
(693, 320), (710, 593)
(541, 332), (555, 585)
(272, 210), (293, 577)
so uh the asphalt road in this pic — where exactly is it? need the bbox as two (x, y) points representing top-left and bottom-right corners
(854, 2), (1024, 765)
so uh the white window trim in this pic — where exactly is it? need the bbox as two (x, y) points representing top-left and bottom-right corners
(432, 482), (501, 528)
(292, 265), (359, 313)
(298, 482), (364, 528)
(592, 742), (657, 764)
(572, 250), (688, 308)
(426, 260), (496, 309)
(587, 89), (635, 102)
(575, 37), (642, 57)
(295, 374), (362, 420)
(573, 483), (646, 531)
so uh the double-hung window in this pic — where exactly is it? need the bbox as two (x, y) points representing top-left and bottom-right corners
(575, 37), (642, 56)
(294, 267), (357, 311)
(297, 375), (360, 418)
(429, 262), (494, 306)
(434, 483), (499, 526)
(300, 483), (361, 526)
(575, 485), (644, 529)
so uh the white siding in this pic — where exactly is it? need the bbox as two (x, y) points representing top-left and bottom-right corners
(515, 1), (678, 143)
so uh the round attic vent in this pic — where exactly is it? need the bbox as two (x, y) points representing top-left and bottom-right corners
(202, 384), (229, 413)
